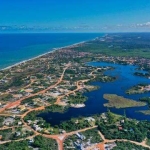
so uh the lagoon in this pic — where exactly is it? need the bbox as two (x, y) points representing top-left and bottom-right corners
(40, 62), (150, 125)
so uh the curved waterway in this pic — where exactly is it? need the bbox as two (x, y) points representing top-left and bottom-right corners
(40, 62), (150, 125)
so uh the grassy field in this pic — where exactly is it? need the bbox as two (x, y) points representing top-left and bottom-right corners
(103, 94), (146, 108)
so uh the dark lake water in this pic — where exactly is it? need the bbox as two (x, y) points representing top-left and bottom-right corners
(40, 62), (150, 125)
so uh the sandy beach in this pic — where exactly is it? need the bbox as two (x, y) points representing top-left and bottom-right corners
(1, 40), (86, 71)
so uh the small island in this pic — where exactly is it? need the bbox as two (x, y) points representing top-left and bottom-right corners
(134, 72), (150, 78)
(126, 84), (150, 94)
(139, 110), (150, 115)
(103, 94), (146, 108)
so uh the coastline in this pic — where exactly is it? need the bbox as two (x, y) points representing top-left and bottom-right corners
(1, 40), (87, 71)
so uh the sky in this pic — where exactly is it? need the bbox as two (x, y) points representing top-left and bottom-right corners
(0, 0), (150, 32)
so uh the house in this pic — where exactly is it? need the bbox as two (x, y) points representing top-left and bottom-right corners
(27, 120), (32, 124)
(59, 129), (66, 134)
(120, 119), (125, 124)
(3, 117), (15, 126)
(33, 124), (42, 131)
(18, 105), (26, 111)
(15, 131), (21, 137)
(47, 76), (51, 80)
(101, 113), (107, 119)
(118, 126), (123, 130)
(85, 117), (96, 126)
(85, 117), (95, 122)
(18, 121), (22, 125)
(76, 133), (85, 140)
(29, 138), (34, 143)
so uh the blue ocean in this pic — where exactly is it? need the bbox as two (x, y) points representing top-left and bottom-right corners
(0, 33), (103, 69)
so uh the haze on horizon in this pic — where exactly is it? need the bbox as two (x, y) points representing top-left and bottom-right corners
(1, 0), (150, 33)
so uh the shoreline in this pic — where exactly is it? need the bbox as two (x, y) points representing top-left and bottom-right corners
(1, 40), (87, 71)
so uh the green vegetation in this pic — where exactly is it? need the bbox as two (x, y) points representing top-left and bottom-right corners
(146, 138), (150, 146)
(46, 97), (56, 104)
(59, 117), (91, 132)
(10, 76), (24, 87)
(0, 94), (13, 101)
(97, 112), (150, 142)
(92, 75), (116, 82)
(139, 97), (150, 107)
(0, 135), (58, 150)
(138, 97), (150, 114)
(64, 128), (102, 150)
(85, 85), (100, 92)
(113, 141), (149, 150)
(105, 111), (123, 124)
(138, 110), (150, 115)
(31, 135), (58, 150)
(0, 140), (31, 150)
(1, 75), (25, 91)
(0, 129), (13, 141)
(24, 111), (50, 129)
(73, 33), (150, 59)
(20, 97), (35, 105)
(24, 110), (41, 122)
(137, 97), (150, 115)
(44, 105), (67, 113)
(0, 116), (4, 127)
(0, 128), (34, 141)
(81, 128), (103, 143)
(126, 84), (149, 94)
(103, 94), (146, 108)
(68, 93), (87, 104)
(64, 134), (77, 150)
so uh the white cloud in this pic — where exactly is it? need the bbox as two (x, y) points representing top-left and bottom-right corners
(136, 22), (150, 27)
